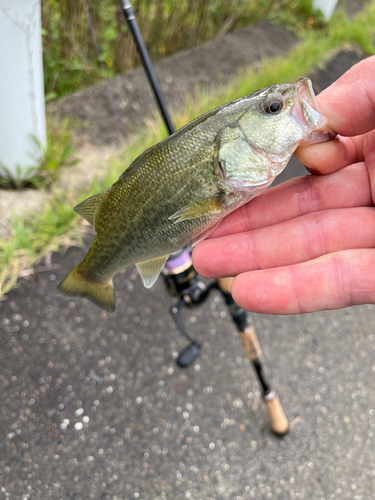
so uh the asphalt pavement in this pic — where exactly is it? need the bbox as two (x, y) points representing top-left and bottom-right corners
(1, 25), (375, 500)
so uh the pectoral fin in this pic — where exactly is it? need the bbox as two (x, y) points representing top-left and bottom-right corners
(136, 255), (169, 288)
(169, 195), (226, 224)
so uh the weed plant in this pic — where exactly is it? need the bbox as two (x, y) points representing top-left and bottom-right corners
(0, 119), (78, 190)
(42, 0), (322, 100)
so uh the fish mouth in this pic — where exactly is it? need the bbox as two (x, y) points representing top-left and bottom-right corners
(292, 77), (336, 142)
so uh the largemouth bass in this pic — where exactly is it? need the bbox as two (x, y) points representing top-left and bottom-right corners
(58, 77), (333, 312)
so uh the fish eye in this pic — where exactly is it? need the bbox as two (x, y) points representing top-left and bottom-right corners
(263, 98), (283, 114)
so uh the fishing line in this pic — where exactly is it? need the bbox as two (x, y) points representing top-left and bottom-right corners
(81, 0), (125, 137)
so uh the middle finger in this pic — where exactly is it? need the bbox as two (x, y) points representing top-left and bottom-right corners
(193, 206), (375, 278)
(208, 162), (372, 239)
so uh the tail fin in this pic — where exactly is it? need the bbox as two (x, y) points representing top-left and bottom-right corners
(57, 266), (116, 312)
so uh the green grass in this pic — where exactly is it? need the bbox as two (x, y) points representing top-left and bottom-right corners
(0, 119), (78, 189)
(42, 0), (322, 100)
(1, 2), (375, 296)
(178, 7), (375, 124)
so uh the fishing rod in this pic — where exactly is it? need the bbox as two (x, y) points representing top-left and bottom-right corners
(119, 0), (175, 135)
(85, 0), (288, 436)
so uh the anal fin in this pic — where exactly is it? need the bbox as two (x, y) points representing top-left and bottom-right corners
(169, 195), (226, 224)
(136, 255), (169, 288)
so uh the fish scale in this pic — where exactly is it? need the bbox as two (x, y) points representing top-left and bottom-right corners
(58, 77), (334, 312)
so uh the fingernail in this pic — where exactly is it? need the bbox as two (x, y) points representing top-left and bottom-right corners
(304, 166), (322, 176)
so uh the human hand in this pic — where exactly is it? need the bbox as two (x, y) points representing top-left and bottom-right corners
(192, 56), (375, 314)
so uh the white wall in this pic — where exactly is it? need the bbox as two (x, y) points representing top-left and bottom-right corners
(313, 0), (339, 20)
(0, 0), (46, 180)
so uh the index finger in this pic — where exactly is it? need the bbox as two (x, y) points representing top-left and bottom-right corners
(206, 162), (371, 238)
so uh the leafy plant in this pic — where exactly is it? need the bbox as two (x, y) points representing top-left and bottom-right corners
(0, 118), (79, 190)
(30, 118), (80, 185)
(41, 0), (323, 99)
(0, 165), (29, 190)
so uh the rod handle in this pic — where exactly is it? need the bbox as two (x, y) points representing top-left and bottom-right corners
(263, 391), (289, 436)
(239, 326), (262, 361)
(217, 277), (233, 294)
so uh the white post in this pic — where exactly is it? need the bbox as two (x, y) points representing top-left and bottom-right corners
(0, 0), (46, 180)
(313, 0), (339, 20)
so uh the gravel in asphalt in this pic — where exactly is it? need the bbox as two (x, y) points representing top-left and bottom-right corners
(1, 35), (375, 500)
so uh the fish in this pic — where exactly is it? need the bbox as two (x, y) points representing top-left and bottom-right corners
(57, 77), (334, 312)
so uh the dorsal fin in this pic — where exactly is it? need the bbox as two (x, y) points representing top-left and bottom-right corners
(74, 190), (108, 227)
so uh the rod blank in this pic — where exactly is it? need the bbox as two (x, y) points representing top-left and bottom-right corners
(119, 0), (175, 136)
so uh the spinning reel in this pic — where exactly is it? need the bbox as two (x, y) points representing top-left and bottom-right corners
(163, 249), (289, 436)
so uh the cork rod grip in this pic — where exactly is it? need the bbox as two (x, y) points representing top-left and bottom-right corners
(240, 326), (262, 361)
(217, 277), (234, 294)
(216, 277), (289, 436)
(263, 392), (289, 436)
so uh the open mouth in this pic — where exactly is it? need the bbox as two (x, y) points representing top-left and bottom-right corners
(296, 77), (327, 130)
(296, 77), (319, 107)
(291, 77), (335, 144)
